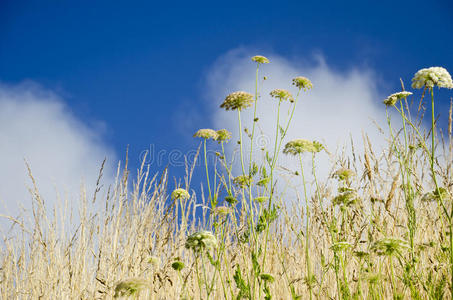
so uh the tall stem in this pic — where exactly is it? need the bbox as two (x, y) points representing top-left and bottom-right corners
(249, 63), (260, 173)
(299, 153), (312, 300)
(238, 109), (246, 176)
(204, 140), (212, 205)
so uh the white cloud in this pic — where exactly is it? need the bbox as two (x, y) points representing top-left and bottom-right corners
(204, 48), (395, 197)
(0, 82), (116, 232)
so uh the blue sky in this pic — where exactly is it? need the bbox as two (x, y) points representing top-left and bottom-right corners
(0, 0), (452, 212)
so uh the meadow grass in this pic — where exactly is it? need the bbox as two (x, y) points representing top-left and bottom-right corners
(1, 61), (453, 299)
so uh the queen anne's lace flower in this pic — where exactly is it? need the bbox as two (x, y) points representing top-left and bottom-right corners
(193, 129), (218, 140)
(251, 55), (270, 64)
(171, 188), (190, 200)
(220, 91), (254, 111)
(185, 231), (218, 252)
(216, 129), (232, 142)
(383, 91), (412, 106)
(283, 139), (324, 155)
(292, 76), (313, 91)
(411, 67), (453, 89)
(270, 89), (294, 102)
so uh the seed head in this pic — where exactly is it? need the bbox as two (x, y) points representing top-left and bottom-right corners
(171, 188), (190, 200)
(220, 91), (254, 111)
(114, 278), (149, 298)
(171, 261), (185, 271)
(371, 237), (409, 256)
(411, 67), (453, 89)
(330, 241), (353, 252)
(216, 129), (232, 142)
(292, 76), (313, 91)
(213, 206), (233, 216)
(283, 139), (324, 155)
(185, 230), (218, 252)
(333, 168), (356, 181)
(193, 128), (218, 140)
(260, 273), (275, 283)
(333, 188), (360, 207)
(270, 89), (294, 102)
(383, 91), (412, 106)
(251, 55), (270, 64)
(233, 175), (253, 188)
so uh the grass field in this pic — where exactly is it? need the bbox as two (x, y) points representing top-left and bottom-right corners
(1, 58), (453, 299)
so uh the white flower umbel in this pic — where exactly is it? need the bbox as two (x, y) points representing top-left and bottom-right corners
(411, 67), (453, 89)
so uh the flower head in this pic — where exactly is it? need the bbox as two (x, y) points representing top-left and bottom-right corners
(292, 76), (313, 91)
(220, 91), (254, 111)
(251, 55), (270, 64)
(270, 89), (294, 102)
(330, 241), (353, 252)
(171, 188), (190, 200)
(233, 175), (253, 188)
(193, 128), (218, 140)
(411, 67), (453, 89)
(171, 261), (185, 271)
(213, 206), (233, 216)
(185, 230), (218, 252)
(260, 273), (275, 283)
(216, 129), (232, 142)
(114, 278), (149, 298)
(383, 91), (412, 106)
(283, 139), (324, 155)
(333, 168), (356, 181)
(371, 237), (409, 256)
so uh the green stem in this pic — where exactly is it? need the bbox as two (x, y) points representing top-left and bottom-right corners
(249, 63), (260, 174)
(299, 153), (312, 300)
(204, 140), (212, 205)
(238, 109), (246, 176)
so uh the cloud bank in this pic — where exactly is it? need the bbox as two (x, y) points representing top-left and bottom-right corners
(0, 82), (116, 231)
(204, 48), (394, 196)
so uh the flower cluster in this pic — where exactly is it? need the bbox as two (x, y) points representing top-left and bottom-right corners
(251, 55), (270, 64)
(185, 230), (218, 252)
(216, 129), (232, 142)
(371, 237), (409, 256)
(383, 91), (412, 106)
(233, 175), (253, 188)
(114, 278), (149, 298)
(270, 89), (294, 102)
(411, 67), (453, 89)
(171, 188), (190, 200)
(220, 91), (254, 111)
(333, 168), (356, 181)
(283, 139), (324, 155)
(193, 128), (218, 140)
(292, 76), (313, 91)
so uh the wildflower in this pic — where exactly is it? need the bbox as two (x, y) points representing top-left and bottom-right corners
(253, 196), (268, 203)
(171, 188), (190, 200)
(333, 168), (355, 181)
(251, 55), (270, 64)
(171, 261), (185, 271)
(147, 256), (160, 266)
(256, 177), (270, 186)
(283, 139), (324, 155)
(233, 175), (253, 188)
(353, 251), (370, 259)
(270, 89), (294, 102)
(411, 67), (453, 89)
(330, 241), (353, 252)
(260, 273), (275, 283)
(333, 188), (360, 207)
(193, 128), (218, 140)
(114, 278), (149, 298)
(292, 76), (313, 91)
(421, 187), (450, 202)
(225, 195), (238, 204)
(383, 91), (412, 106)
(220, 91), (254, 111)
(185, 230), (218, 252)
(371, 237), (409, 256)
(216, 129), (232, 142)
(213, 206), (233, 216)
